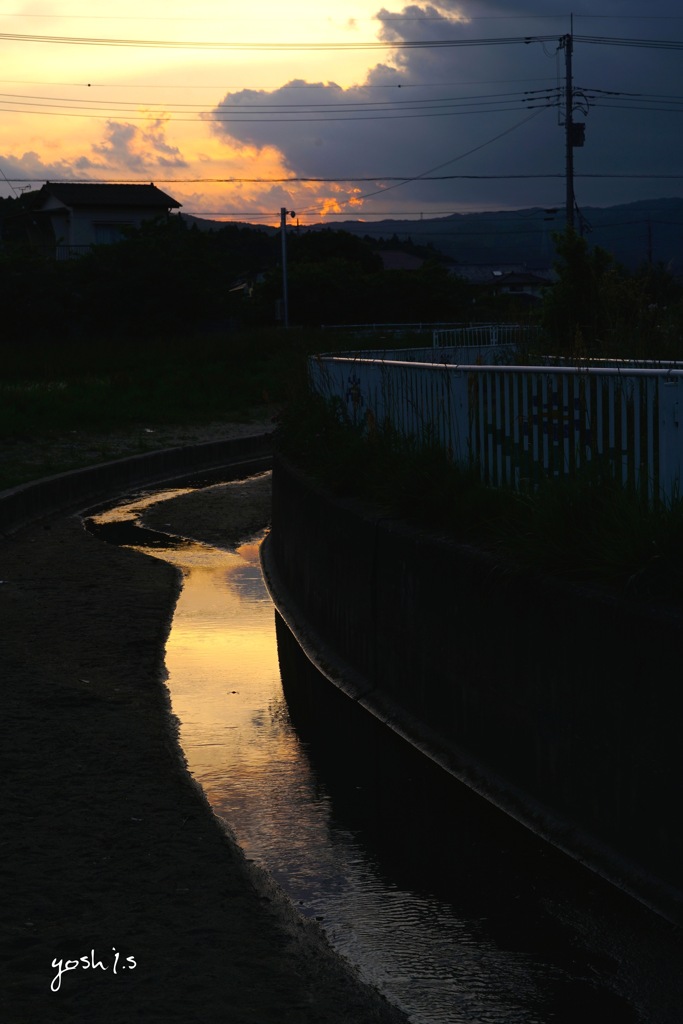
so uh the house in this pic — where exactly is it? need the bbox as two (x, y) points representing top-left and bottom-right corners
(374, 250), (426, 272)
(493, 269), (554, 301)
(451, 263), (554, 302)
(31, 182), (181, 257)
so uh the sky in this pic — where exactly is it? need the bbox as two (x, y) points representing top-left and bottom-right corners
(0, 1), (682, 224)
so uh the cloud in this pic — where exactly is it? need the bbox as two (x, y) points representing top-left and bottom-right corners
(0, 150), (87, 186)
(91, 120), (189, 172)
(206, 2), (683, 216)
(91, 122), (148, 172)
(142, 121), (189, 169)
(0, 118), (189, 194)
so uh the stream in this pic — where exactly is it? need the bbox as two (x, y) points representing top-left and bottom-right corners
(85, 474), (681, 1024)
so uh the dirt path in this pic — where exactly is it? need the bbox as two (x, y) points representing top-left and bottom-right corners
(0, 470), (408, 1024)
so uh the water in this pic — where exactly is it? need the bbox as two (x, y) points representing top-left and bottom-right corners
(87, 476), (680, 1024)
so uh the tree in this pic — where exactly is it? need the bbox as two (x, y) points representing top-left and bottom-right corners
(542, 228), (619, 351)
(543, 228), (683, 357)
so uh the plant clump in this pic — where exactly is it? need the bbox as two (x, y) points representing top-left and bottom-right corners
(277, 389), (683, 606)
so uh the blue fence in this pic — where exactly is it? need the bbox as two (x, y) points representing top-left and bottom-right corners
(309, 351), (683, 504)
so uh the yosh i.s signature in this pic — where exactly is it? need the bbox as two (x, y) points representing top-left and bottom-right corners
(51, 948), (137, 992)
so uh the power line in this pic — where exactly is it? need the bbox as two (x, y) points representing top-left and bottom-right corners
(176, 218), (683, 238)
(0, 105), (546, 123)
(5, 11), (682, 22)
(0, 77), (561, 89)
(1, 30), (682, 51)
(0, 31), (562, 50)
(3, 82), (683, 122)
(5, 174), (680, 185)
(0, 86), (549, 114)
(0, 87), (540, 108)
(576, 34), (683, 50)
(3, 77), (683, 122)
(341, 109), (547, 208)
(0, 107), (541, 124)
(576, 14), (683, 18)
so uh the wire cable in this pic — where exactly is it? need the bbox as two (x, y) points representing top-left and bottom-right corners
(334, 108), (550, 208)
(1, 30), (682, 52)
(0, 31), (564, 51)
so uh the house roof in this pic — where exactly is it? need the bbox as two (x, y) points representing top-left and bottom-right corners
(452, 263), (554, 285)
(496, 271), (553, 286)
(39, 183), (181, 209)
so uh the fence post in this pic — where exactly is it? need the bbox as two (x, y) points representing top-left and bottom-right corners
(659, 376), (683, 503)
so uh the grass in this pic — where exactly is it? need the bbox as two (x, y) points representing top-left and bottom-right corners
(0, 325), (431, 488)
(5, 325), (683, 606)
(0, 326), (436, 441)
(277, 389), (683, 606)
(0, 325), (441, 485)
(1, 330), (283, 436)
(0, 327), (341, 487)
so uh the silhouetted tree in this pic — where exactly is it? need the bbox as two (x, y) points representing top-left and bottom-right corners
(543, 228), (683, 357)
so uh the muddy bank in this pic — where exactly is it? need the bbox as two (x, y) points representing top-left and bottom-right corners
(139, 473), (273, 549)
(0, 471), (407, 1024)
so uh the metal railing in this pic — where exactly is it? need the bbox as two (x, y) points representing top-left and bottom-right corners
(316, 344), (518, 365)
(320, 321), (464, 338)
(309, 353), (683, 504)
(432, 323), (543, 348)
(55, 244), (93, 260)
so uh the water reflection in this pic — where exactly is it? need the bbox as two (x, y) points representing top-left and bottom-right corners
(160, 530), (551, 1023)
(87, 480), (645, 1024)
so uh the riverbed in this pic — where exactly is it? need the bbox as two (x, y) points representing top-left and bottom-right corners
(85, 472), (683, 1024)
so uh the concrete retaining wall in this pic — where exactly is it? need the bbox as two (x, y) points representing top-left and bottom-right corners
(0, 432), (273, 536)
(264, 454), (683, 925)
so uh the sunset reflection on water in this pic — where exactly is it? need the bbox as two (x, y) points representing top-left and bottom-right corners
(132, 527), (331, 877)
(88, 481), (628, 1024)
(158, 535), (299, 782)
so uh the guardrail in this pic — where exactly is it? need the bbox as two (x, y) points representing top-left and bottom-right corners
(309, 354), (683, 504)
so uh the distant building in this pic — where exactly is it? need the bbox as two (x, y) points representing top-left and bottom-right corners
(493, 269), (554, 301)
(30, 182), (181, 258)
(374, 250), (427, 272)
(452, 263), (554, 302)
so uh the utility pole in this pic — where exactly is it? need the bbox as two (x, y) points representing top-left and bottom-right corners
(560, 20), (585, 232)
(562, 31), (575, 230)
(280, 207), (295, 328)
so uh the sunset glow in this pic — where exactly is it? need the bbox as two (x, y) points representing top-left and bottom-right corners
(1, 3), (682, 222)
(0, 2), (397, 222)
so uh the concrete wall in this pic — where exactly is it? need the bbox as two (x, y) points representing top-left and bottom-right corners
(265, 454), (683, 924)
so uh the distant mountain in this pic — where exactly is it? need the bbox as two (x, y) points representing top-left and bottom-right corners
(180, 213), (279, 237)
(180, 196), (683, 274)
(313, 199), (683, 273)
(181, 198), (683, 274)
